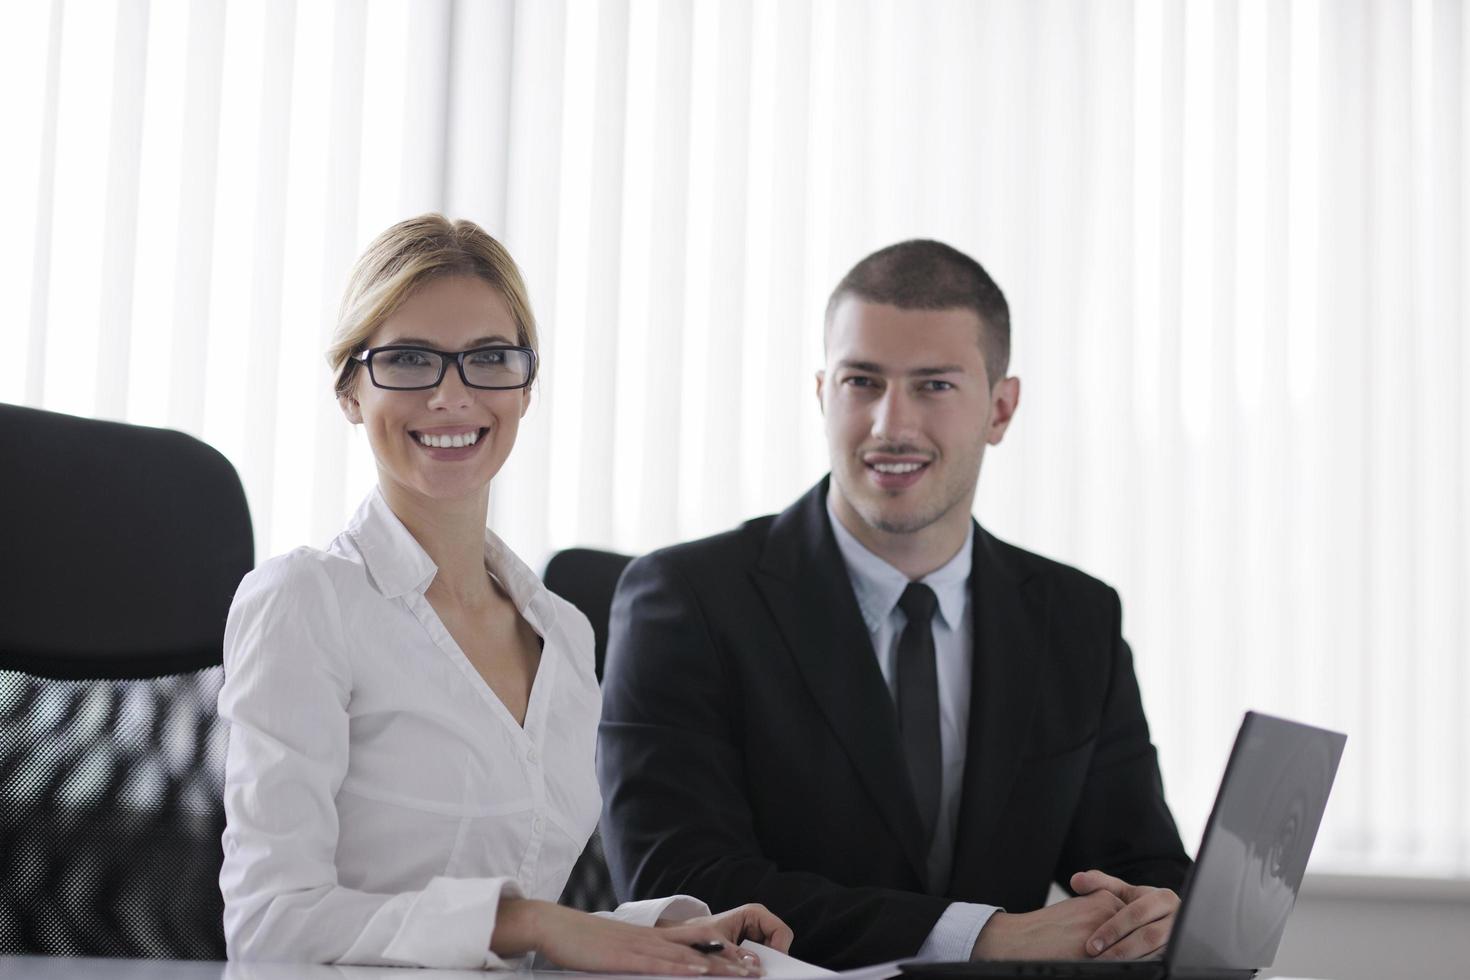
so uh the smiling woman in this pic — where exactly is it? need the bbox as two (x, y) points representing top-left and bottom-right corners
(215, 214), (791, 970)
(338, 274), (531, 505)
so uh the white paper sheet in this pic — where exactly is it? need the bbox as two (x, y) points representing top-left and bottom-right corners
(739, 941), (902, 980)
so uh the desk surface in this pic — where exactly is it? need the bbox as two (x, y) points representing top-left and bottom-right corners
(0, 959), (508, 980)
(0, 940), (853, 980)
(0, 960), (1333, 980)
(0, 959), (839, 980)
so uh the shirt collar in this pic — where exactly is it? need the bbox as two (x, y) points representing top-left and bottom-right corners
(345, 487), (557, 631)
(826, 489), (972, 633)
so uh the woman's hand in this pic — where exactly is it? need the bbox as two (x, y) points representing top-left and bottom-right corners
(493, 898), (771, 975)
(663, 903), (795, 955)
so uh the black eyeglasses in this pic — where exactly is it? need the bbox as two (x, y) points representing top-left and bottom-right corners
(352, 344), (537, 391)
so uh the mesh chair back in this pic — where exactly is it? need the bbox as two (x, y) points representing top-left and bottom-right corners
(544, 547), (633, 912)
(0, 671), (229, 957)
(0, 404), (253, 958)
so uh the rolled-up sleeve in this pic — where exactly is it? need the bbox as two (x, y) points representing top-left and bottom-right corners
(218, 555), (519, 967)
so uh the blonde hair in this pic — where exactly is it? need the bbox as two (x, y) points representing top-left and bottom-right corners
(326, 214), (538, 398)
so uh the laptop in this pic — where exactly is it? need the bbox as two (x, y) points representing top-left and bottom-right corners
(899, 711), (1346, 980)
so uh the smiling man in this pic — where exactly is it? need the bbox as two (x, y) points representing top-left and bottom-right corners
(597, 241), (1190, 969)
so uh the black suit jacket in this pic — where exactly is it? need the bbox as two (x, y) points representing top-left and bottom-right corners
(597, 479), (1189, 968)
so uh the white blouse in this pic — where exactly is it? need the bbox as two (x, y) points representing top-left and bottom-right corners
(218, 489), (707, 968)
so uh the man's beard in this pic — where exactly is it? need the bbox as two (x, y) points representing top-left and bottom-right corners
(862, 502), (951, 536)
(842, 472), (967, 536)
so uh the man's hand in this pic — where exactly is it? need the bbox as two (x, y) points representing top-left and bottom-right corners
(667, 903), (795, 954)
(970, 890), (1125, 960)
(1070, 869), (1179, 960)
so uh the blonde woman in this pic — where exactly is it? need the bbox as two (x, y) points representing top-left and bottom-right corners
(218, 215), (790, 970)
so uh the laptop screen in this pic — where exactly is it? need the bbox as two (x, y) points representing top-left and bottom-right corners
(1166, 712), (1346, 973)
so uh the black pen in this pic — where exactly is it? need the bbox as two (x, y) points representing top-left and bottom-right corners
(689, 941), (725, 955)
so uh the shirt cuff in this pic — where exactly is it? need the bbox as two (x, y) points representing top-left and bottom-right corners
(360, 875), (524, 969)
(915, 902), (1000, 962)
(602, 894), (712, 927)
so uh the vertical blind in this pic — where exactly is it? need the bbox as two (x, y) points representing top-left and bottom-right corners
(1, 0), (1465, 879)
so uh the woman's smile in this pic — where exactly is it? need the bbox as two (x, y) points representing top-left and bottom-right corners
(411, 426), (490, 455)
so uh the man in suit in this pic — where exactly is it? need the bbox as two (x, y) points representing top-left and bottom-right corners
(597, 241), (1190, 969)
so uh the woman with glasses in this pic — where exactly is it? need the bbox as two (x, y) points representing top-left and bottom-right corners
(218, 215), (791, 970)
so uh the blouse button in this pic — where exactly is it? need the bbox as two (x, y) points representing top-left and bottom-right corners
(527, 747), (540, 765)
(533, 816), (545, 834)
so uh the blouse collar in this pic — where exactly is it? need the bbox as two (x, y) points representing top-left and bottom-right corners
(345, 487), (557, 633)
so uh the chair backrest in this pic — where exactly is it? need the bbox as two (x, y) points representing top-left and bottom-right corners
(0, 404), (254, 958)
(542, 547), (633, 682)
(543, 547), (633, 912)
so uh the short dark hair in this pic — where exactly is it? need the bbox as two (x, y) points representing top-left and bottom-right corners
(825, 239), (1010, 385)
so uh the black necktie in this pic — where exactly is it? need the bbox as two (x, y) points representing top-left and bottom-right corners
(897, 582), (941, 846)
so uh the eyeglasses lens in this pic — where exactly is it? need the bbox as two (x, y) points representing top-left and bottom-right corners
(373, 349), (440, 388)
(461, 348), (531, 388)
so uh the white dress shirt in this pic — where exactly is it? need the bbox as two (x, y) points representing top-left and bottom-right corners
(219, 488), (708, 968)
(826, 493), (998, 961)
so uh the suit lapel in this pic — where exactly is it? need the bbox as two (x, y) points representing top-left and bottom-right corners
(750, 480), (932, 884)
(948, 525), (1044, 896)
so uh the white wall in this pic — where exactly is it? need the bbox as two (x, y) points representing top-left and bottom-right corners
(1265, 875), (1470, 980)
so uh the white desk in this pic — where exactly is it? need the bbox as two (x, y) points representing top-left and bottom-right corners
(0, 960), (1333, 980)
(0, 938), (865, 980)
(0, 959), (491, 980)
(0, 955), (842, 980)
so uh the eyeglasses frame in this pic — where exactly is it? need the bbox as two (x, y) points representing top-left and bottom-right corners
(351, 343), (538, 391)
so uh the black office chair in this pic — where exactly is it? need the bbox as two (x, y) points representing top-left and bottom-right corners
(0, 403), (254, 958)
(544, 547), (633, 912)
(543, 548), (634, 683)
